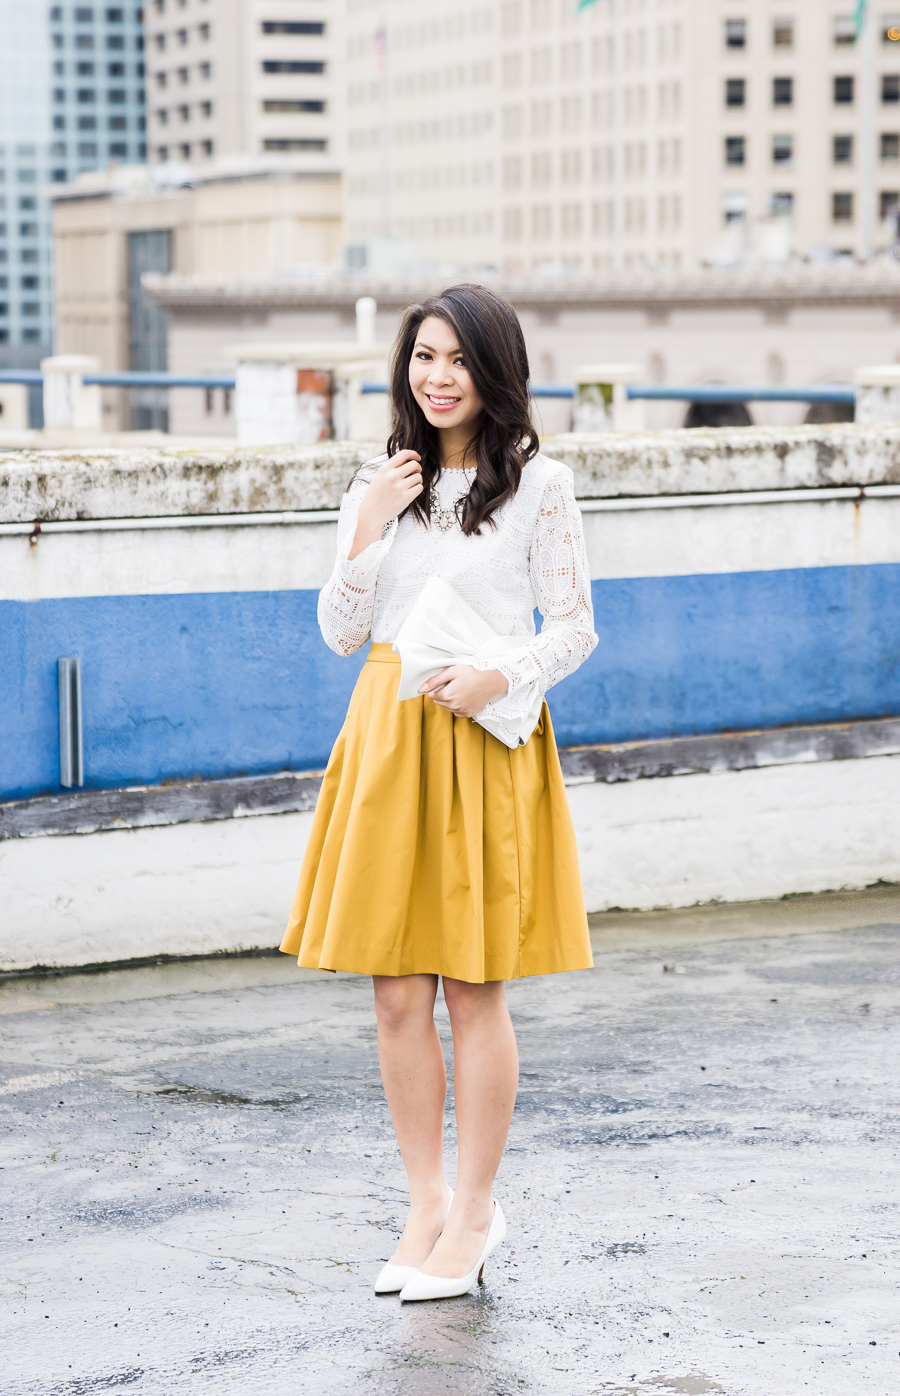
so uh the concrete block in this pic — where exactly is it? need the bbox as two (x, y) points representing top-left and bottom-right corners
(40, 356), (102, 432)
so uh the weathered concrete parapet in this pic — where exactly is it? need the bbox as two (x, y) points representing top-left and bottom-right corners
(5, 422), (900, 523)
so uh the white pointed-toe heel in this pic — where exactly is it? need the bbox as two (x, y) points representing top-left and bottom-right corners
(374, 1188), (454, 1294)
(398, 1199), (507, 1302)
(374, 1261), (418, 1295)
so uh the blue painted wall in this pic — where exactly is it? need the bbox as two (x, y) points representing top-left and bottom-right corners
(3, 563), (900, 801)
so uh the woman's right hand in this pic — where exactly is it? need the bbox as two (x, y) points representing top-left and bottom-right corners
(348, 451), (423, 559)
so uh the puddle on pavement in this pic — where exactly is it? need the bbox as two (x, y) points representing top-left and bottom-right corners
(149, 1084), (310, 1108)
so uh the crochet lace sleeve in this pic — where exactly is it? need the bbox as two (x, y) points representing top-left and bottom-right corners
(473, 473), (598, 744)
(317, 473), (398, 656)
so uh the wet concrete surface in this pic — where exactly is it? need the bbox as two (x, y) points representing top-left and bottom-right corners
(2, 888), (899, 1396)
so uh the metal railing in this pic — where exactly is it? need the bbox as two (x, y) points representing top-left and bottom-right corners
(0, 369), (857, 403)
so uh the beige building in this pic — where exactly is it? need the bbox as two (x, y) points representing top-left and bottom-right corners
(144, 0), (335, 166)
(342, 0), (900, 274)
(51, 161), (341, 428)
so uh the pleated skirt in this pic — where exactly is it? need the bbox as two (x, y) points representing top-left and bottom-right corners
(279, 644), (593, 983)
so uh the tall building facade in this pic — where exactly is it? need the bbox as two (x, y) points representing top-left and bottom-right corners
(0, 0), (145, 363)
(144, 0), (335, 165)
(342, 0), (900, 275)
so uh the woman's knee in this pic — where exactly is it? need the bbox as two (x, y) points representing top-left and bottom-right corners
(442, 977), (506, 1029)
(373, 974), (437, 1033)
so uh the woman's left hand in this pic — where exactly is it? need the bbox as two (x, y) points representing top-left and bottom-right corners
(419, 666), (509, 719)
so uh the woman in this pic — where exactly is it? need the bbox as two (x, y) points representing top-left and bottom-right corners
(281, 283), (597, 1301)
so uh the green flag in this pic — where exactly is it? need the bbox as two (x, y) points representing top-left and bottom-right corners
(854, 0), (866, 38)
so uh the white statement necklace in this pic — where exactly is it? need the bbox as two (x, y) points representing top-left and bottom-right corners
(430, 470), (474, 533)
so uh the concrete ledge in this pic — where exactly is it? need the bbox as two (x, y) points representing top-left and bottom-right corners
(4, 715), (899, 841)
(5, 423), (900, 523)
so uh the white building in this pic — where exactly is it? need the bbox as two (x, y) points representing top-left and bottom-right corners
(342, 0), (900, 275)
(144, 0), (336, 167)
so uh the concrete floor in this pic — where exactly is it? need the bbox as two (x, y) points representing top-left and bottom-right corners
(2, 887), (899, 1396)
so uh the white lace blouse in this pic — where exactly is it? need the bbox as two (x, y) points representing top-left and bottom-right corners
(318, 452), (598, 748)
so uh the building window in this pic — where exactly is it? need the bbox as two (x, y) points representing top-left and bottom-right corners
(54, 61), (64, 76)
(51, 141), (66, 157)
(178, 105), (189, 121)
(773, 76), (793, 105)
(725, 135), (746, 165)
(77, 89), (97, 103)
(179, 142), (191, 158)
(109, 142), (127, 157)
(200, 139), (213, 156)
(262, 138), (327, 152)
(833, 15), (856, 45)
(108, 88), (126, 103)
(109, 115), (126, 130)
(53, 88), (66, 103)
(76, 35), (94, 49)
(157, 109), (168, 125)
(155, 34), (166, 50)
(23, 330), (42, 342)
(772, 133), (793, 164)
(107, 34), (125, 49)
(771, 191), (794, 215)
(261, 21), (325, 34)
(19, 222), (38, 237)
(177, 28), (188, 45)
(262, 61), (325, 75)
(75, 7), (95, 20)
(178, 67), (189, 83)
(725, 18), (746, 48)
(107, 62), (125, 77)
(883, 132), (900, 159)
(834, 75), (854, 103)
(106, 7), (125, 20)
(263, 99), (325, 113)
(772, 17), (794, 47)
(78, 115), (97, 129)
(77, 143), (97, 158)
(77, 61), (95, 75)
(198, 23), (210, 39)
(21, 276), (39, 289)
(725, 78), (745, 107)
(834, 134), (854, 163)
(156, 72), (167, 88)
(881, 190), (900, 217)
(884, 75), (900, 102)
(50, 5), (63, 18)
(22, 303), (41, 316)
(157, 145), (168, 160)
(832, 191), (854, 220)
(200, 101), (212, 117)
(200, 62), (211, 78)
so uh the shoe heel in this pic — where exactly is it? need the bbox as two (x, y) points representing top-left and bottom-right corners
(477, 1264), (485, 1284)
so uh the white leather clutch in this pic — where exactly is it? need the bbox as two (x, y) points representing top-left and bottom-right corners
(392, 576), (543, 748)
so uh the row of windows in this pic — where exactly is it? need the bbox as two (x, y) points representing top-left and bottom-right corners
(0, 304), (43, 316)
(726, 75), (900, 107)
(0, 331), (47, 344)
(155, 102), (213, 122)
(50, 6), (138, 21)
(53, 88), (143, 103)
(722, 191), (900, 222)
(501, 199), (684, 241)
(53, 61), (143, 75)
(152, 23), (210, 47)
(153, 137), (328, 160)
(0, 225), (43, 239)
(723, 15), (900, 49)
(725, 133), (900, 166)
(154, 63), (211, 85)
(0, 278), (42, 288)
(53, 114), (145, 129)
(52, 33), (142, 50)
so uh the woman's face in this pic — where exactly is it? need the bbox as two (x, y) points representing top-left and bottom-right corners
(408, 315), (484, 434)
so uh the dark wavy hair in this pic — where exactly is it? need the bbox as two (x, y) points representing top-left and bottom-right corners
(386, 283), (538, 535)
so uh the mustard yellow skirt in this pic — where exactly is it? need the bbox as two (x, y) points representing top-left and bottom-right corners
(280, 644), (593, 983)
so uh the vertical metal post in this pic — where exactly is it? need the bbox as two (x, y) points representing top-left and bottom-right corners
(58, 657), (84, 789)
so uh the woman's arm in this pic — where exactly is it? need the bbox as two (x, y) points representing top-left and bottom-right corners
(469, 472), (598, 739)
(317, 452), (422, 656)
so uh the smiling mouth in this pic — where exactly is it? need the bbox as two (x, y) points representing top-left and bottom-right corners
(425, 394), (461, 408)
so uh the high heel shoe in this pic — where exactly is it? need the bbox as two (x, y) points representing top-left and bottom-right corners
(398, 1199), (506, 1302)
(374, 1189), (454, 1294)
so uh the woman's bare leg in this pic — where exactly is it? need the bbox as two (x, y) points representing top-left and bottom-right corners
(418, 978), (518, 1278)
(372, 973), (452, 1265)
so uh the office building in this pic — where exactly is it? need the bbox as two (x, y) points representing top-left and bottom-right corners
(144, 0), (335, 166)
(342, 0), (900, 274)
(0, 0), (145, 365)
